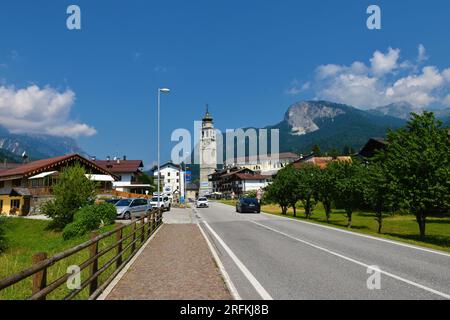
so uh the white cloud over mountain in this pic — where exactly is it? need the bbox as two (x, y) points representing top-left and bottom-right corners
(289, 45), (450, 110)
(0, 84), (96, 137)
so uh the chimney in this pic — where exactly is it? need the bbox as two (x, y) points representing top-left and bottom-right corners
(123, 155), (127, 161)
(106, 156), (111, 162)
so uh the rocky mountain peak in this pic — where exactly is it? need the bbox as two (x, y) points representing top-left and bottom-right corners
(370, 101), (422, 120)
(284, 101), (346, 135)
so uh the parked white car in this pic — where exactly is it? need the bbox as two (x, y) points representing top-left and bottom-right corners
(196, 197), (209, 208)
(150, 196), (171, 212)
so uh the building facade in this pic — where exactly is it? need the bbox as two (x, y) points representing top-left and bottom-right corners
(199, 106), (217, 196)
(209, 167), (271, 198)
(0, 154), (116, 216)
(224, 152), (300, 176)
(152, 162), (185, 202)
(93, 157), (151, 194)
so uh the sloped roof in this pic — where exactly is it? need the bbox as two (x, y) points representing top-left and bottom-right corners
(93, 160), (144, 174)
(0, 187), (31, 196)
(0, 154), (116, 179)
(235, 173), (271, 180)
(293, 156), (352, 169)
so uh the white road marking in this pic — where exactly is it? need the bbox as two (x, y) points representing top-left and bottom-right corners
(198, 223), (241, 300)
(215, 202), (450, 258)
(251, 220), (450, 300)
(202, 220), (273, 300)
(259, 210), (450, 258)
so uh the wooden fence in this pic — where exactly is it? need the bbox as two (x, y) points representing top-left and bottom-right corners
(0, 209), (163, 300)
(111, 190), (150, 199)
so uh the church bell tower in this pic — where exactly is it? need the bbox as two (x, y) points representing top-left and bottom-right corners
(199, 105), (217, 196)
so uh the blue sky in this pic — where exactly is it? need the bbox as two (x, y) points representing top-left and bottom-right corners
(1, 0), (450, 167)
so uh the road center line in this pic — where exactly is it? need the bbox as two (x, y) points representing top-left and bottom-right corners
(251, 220), (450, 300)
(201, 220), (273, 300)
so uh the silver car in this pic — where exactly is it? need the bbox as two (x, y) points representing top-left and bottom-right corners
(115, 198), (151, 220)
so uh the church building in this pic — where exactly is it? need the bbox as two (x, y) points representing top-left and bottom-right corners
(199, 106), (217, 196)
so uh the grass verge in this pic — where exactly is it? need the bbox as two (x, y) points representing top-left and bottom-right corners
(218, 200), (450, 253)
(0, 218), (141, 300)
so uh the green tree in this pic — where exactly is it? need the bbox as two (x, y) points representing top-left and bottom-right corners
(329, 161), (365, 228)
(295, 164), (320, 219)
(312, 145), (322, 156)
(315, 167), (336, 223)
(43, 163), (98, 230)
(328, 148), (340, 159)
(266, 166), (299, 216)
(382, 112), (450, 240)
(138, 172), (156, 192)
(342, 145), (355, 156)
(363, 161), (394, 233)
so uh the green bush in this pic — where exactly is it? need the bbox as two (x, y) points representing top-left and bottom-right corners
(62, 203), (117, 240)
(94, 203), (117, 225)
(62, 221), (87, 240)
(0, 217), (8, 253)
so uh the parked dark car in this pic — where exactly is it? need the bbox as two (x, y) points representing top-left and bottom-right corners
(236, 198), (261, 214)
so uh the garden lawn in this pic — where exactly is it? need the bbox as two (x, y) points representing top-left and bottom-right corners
(218, 200), (450, 253)
(0, 218), (138, 300)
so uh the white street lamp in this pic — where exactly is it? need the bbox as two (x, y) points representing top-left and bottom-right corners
(157, 88), (170, 210)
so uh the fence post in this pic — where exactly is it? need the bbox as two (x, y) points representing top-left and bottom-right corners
(140, 216), (145, 244)
(116, 228), (123, 270)
(131, 220), (137, 253)
(32, 252), (48, 300)
(150, 212), (155, 233)
(89, 232), (99, 296)
(147, 211), (151, 238)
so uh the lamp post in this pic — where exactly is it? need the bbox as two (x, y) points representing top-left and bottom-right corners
(183, 152), (190, 205)
(157, 88), (170, 209)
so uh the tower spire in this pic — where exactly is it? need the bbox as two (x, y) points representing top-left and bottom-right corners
(203, 104), (213, 122)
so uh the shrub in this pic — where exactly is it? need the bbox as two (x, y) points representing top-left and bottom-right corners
(0, 217), (8, 253)
(43, 163), (98, 230)
(94, 203), (117, 225)
(62, 203), (117, 240)
(62, 221), (87, 240)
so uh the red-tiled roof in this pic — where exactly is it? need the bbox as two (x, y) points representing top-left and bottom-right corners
(235, 173), (270, 180)
(293, 156), (352, 169)
(93, 160), (144, 174)
(0, 154), (115, 179)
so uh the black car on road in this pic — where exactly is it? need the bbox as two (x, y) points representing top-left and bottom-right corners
(236, 197), (261, 214)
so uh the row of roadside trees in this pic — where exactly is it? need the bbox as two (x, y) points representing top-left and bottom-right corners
(265, 112), (450, 240)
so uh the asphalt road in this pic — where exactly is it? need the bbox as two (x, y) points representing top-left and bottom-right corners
(195, 202), (450, 300)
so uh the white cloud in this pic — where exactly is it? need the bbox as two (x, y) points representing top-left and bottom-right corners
(309, 45), (450, 109)
(285, 79), (310, 95)
(443, 94), (450, 107)
(417, 44), (428, 63)
(443, 68), (450, 82)
(0, 84), (96, 137)
(154, 65), (168, 73)
(370, 47), (400, 76)
(316, 64), (344, 80)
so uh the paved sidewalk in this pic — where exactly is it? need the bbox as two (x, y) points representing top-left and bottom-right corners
(105, 209), (231, 300)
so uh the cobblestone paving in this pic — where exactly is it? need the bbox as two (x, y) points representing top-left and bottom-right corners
(106, 224), (232, 300)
